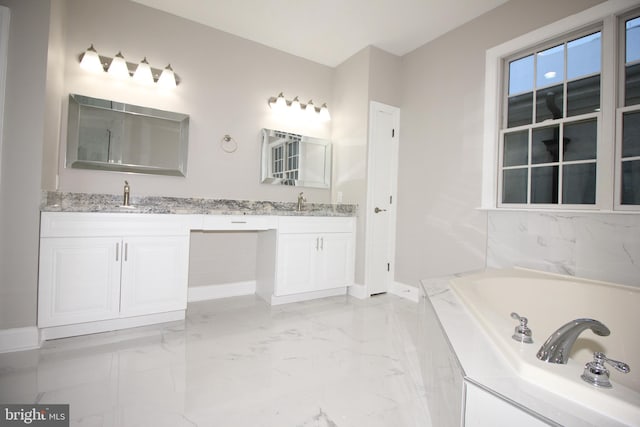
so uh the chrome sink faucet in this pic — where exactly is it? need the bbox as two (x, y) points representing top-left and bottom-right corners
(123, 180), (130, 207)
(537, 318), (610, 364)
(297, 192), (306, 212)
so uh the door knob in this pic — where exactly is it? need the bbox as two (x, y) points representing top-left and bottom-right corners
(374, 207), (387, 213)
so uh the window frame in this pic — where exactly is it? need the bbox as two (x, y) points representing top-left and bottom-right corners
(498, 26), (603, 209)
(482, 0), (638, 212)
(614, 9), (640, 210)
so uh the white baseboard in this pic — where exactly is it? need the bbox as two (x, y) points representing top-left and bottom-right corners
(40, 310), (185, 341)
(390, 281), (419, 302)
(188, 281), (257, 302)
(269, 287), (347, 305)
(0, 326), (40, 353)
(348, 283), (369, 299)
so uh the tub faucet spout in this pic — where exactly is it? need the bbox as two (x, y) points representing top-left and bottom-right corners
(537, 318), (610, 364)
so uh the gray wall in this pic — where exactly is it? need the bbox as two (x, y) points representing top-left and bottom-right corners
(0, 0), (613, 331)
(395, 0), (605, 287)
(58, 0), (334, 202)
(331, 46), (401, 285)
(0, 0), (338, 326)
(332, 47), (370, 284)
(0, 0), (51, 329)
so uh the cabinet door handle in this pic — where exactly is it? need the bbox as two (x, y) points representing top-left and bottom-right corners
(124, 242), (128, 262)
(231, 221), (247, 224)
(316, 237), (319, 251)
(116, 242), (119, 261)
(320, 237), (324, 250)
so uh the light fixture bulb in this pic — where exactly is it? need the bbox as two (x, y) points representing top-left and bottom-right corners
(273, 92), (287, 111)
(108, 51), (129, 79)
(305, 100), (316, 116)
(291, 96), (301, 111)
(133, 57), (154, 85)
(158, 64), (177, 88)
(80, 44), (103, 73)
(319, 103), (331, 121)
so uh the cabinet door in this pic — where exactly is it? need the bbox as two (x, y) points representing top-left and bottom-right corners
(38, 237), (121, 327)
(119, 236), (189, 317)
(275, 234), (317, 296)
(317, 233), (354, 290)
(465, 382), (549, 427)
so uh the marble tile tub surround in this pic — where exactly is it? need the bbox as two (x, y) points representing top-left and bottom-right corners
(41, 191), (357, 217)
(0, 294), (431, 427)
(487, 210), (640, 287)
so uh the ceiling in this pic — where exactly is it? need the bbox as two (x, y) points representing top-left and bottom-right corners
(130, 0), (509, 67)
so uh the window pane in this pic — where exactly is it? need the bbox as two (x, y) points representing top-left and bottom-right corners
(536, 85), (564, 122)
(532, 126), (560, 164)
(503, 131), (529, 166)
(623, 110), (640, 158)
(507, 92), (533, 128)
(626, 63), (640, 106)
(537, 44), (564, 88)
(502, 168), (528, 203)
(567, 75), (600, 116)
(509, 55), (534, 95)
(564, 119), (597, 161)
(626, 17), (640, 63)
(622, 160), (640, 204)
(567, 32), (601, 80)
(563, 163), (596, 204)
(531, 166), (559, 204)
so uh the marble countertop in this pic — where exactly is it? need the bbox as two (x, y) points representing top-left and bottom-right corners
(41, 191), (357, 217)
(420, 274), (630, 427)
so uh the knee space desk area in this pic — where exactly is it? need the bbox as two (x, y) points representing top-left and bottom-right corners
(38, 195), (356, 341)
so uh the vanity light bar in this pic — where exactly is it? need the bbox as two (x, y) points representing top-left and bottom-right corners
(79, 44), (180, 88)
(268, 92), (330, 121)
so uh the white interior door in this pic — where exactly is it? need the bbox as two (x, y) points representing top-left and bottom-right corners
(366, 102), (400, 295)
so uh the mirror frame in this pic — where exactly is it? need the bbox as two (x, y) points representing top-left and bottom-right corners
(260, 128), (332, 189)
(66, 94), (190, 177)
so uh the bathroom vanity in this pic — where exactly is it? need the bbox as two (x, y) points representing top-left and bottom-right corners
(37, 193), (356, 340)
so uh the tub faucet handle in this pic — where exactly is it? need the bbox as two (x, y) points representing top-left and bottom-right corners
(581, 352), (630, 388)
(510, 312), (533, 344)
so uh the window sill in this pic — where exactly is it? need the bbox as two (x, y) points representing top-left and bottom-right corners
(476, 206), (640, 215)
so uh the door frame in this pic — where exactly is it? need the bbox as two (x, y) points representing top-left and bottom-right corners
(364, 101), (400, 295)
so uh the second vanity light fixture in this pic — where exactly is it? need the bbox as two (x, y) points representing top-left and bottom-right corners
(79, 44), (179, 88)
(268, 92), (331, 121)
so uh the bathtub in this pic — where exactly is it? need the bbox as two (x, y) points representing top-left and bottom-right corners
(449, 268), (640, 426)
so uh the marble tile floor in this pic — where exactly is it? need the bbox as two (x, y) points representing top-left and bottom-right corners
(0, 294), (432, 427)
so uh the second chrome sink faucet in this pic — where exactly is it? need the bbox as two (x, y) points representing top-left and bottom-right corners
(537, 318), (610, 364)
(123, 180), (130, 207)
(297, 192), (306, 212)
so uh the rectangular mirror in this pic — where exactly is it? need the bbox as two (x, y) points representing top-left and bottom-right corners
(66, 94), (189, 176)
(261, 129), (332, 188)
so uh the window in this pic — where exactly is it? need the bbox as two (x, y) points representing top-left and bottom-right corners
(500, 30), (601, 207)
(487, 4), (640, 211)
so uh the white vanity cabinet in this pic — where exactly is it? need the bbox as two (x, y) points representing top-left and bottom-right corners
(38, 211), (357, 338)
(273, 217), (355, 299)
(38, 212), (191, 338)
